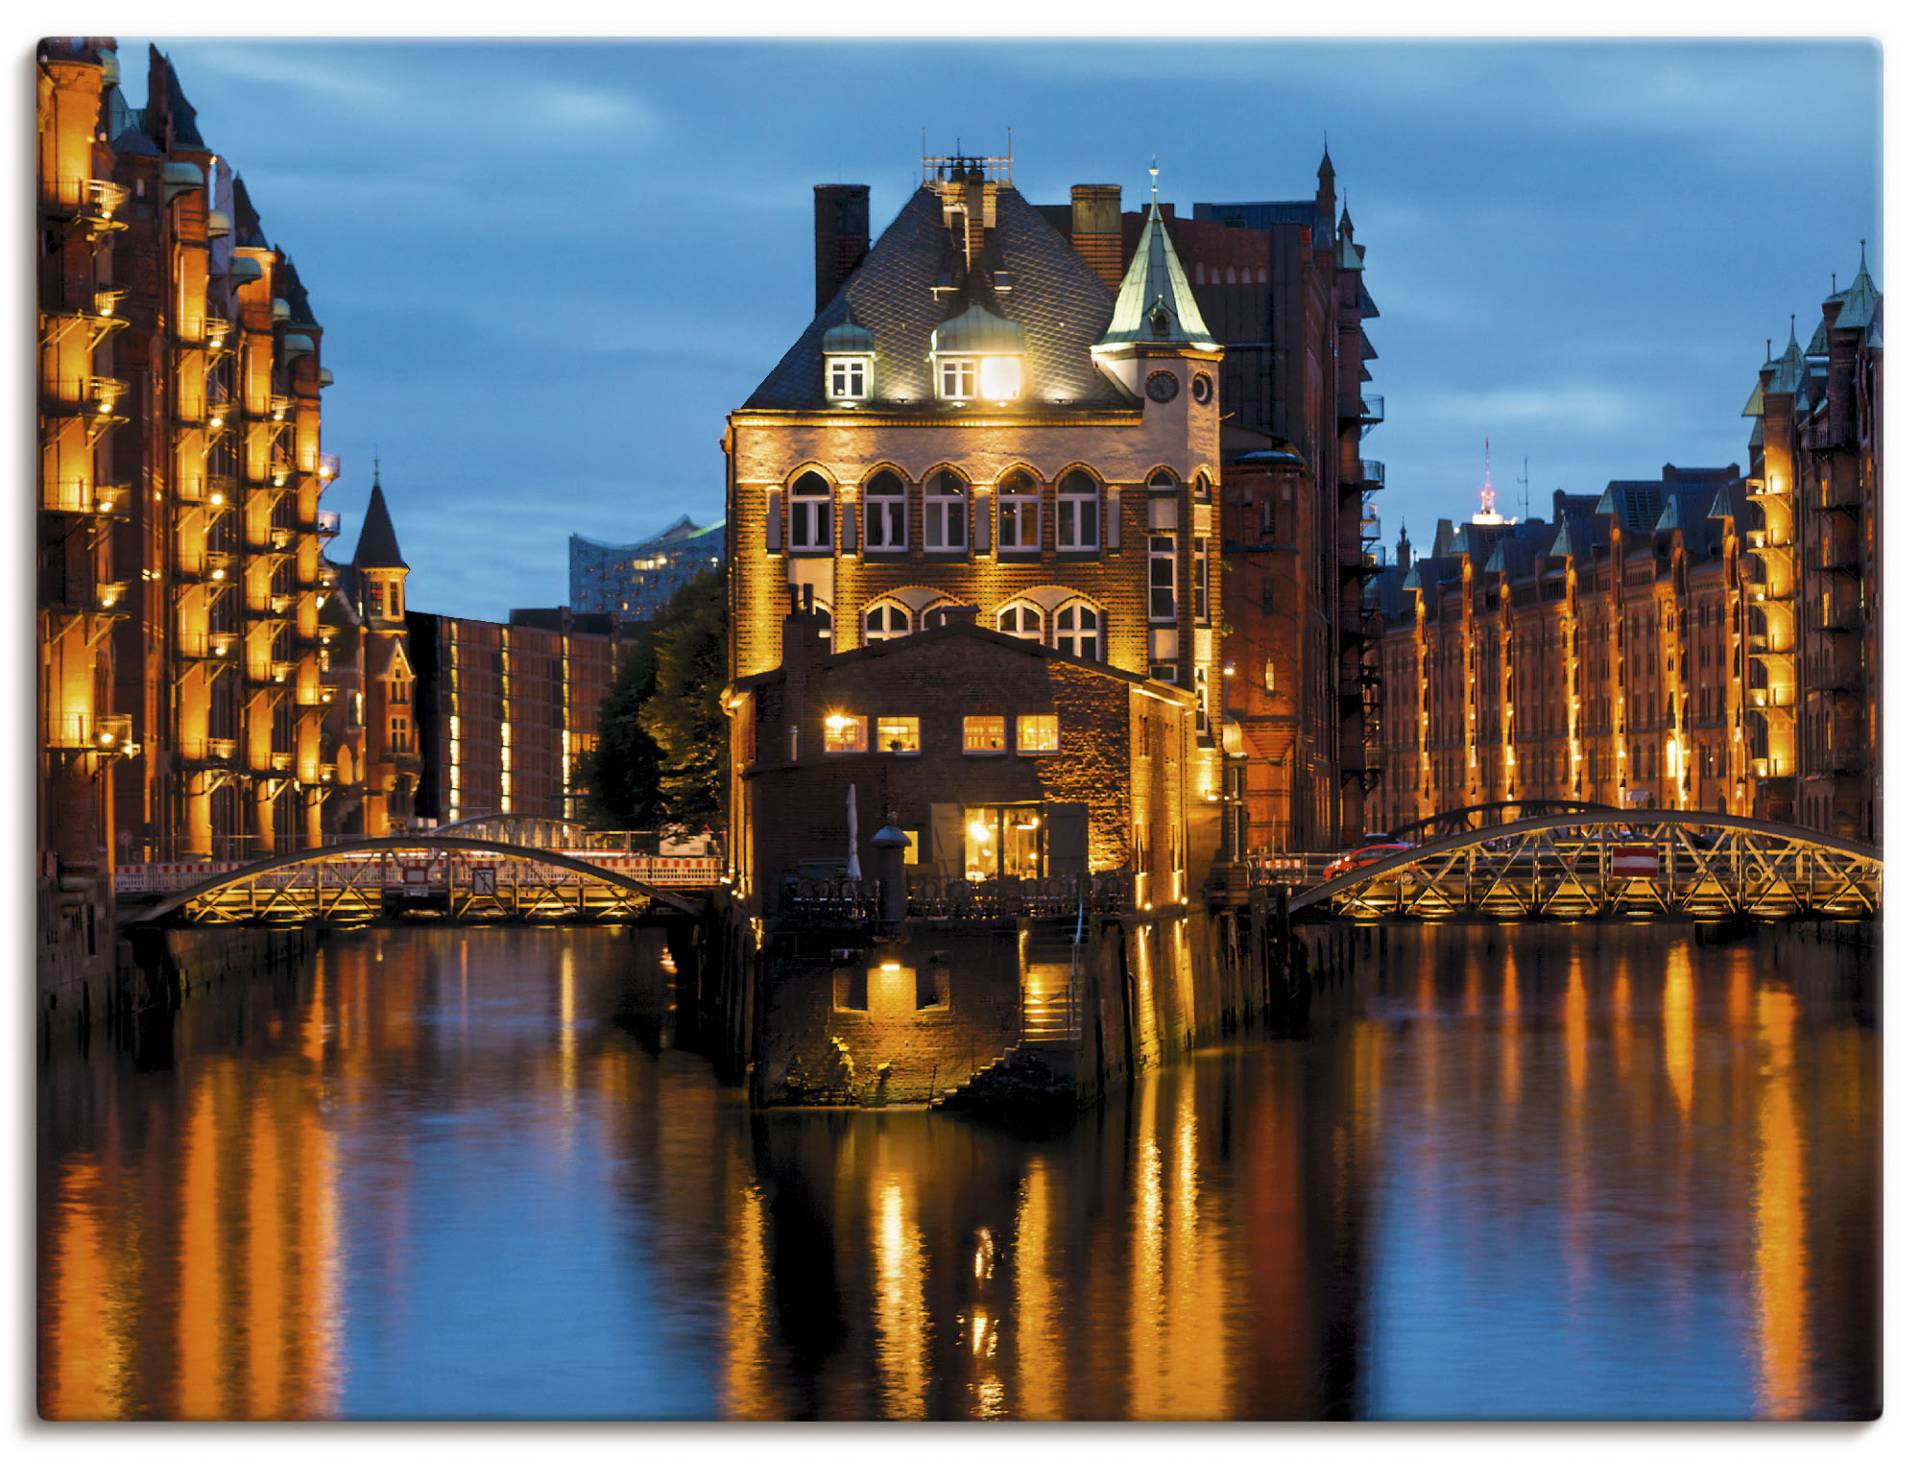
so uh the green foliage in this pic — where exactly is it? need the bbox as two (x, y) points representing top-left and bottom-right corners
(581, 565), (726, 830)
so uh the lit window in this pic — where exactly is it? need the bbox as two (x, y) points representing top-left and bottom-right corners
(863, 470), (906, 553)
(824, 713), (867, 753)
(939, 358), (978, 400)
(789, 472), (832, 553)
(997, 602), (1043, 641)
(1054, 602), (1101, 659)
(1016, 715), (1059, 755)
(1056, 469), (1099, 551)
(877, 716), (920, 754)
(1149, 534), (1178, 622)
(863, 601), (911, 643)
(827, 356), (869, 400)
(964, 715), (1007, 754)
(979, 356), (1022, 401)
(997, 472), (1039, 554)
(924, 469), (968, 553)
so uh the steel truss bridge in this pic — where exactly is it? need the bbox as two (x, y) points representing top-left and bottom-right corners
(130, 835), (704, 929)
(1289, 811), (1882, 923)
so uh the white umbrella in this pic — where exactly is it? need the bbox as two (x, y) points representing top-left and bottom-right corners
(846, 783), (862, 880)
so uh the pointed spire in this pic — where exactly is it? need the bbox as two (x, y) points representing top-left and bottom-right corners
(352, 478), (408, 572)
(1094, 161), (1218, 353)
(1318, 134), (1334, 178)
(1834, 239), (1880, 330)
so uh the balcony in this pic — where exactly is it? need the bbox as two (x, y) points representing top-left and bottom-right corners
(1357, 394), (1385, 425)
(45, 176), (131, 230)
(43, 375), (127, 418)
(95, 579), (130, 613)
(1748, 684), (1796, 711)
(316, 509), (341, 537)
(41, 477), (130, 517)
(317, 452), (340, 482)
(1360, 458), (1387, 489)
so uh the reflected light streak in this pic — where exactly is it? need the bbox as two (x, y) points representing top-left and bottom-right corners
(1014, 1157), (1064, 1419)
(1751, 987), (1808, 1419)
(1663, 943), (1695, 1118)
(872, 1178), (926, 1419)
(43, 1158), (128, 1419)
(177, 1079), (223, 1418)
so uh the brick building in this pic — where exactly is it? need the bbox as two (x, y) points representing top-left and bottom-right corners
(725, 151), (1230, 874)
(1371, 253), (1881, 845)
(569, 514), (723, 621)
(1035, 150), (1386, 852)
(728, 608), (1194, 915)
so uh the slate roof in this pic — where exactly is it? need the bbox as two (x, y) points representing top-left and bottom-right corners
(154, 48), (206, 149)
(742, 185), (1130, 411)
(280, 256), (320, 329)
(1595, 481), (1669, 533)
(230, 176), (270, 250)
(1483, 519), (1557, 576)
(1765, 331), (1806, 398)
(352, 484), (408, 571)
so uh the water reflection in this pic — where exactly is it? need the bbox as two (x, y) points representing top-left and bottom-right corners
(39, 923), (1878, 1419)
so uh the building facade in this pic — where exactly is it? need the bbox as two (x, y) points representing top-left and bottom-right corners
(38, 40), (351, 874)
(1372, 256), (1881, 844)
(569, 515), (724, 621)
(724, 152), (1230, 880)
(1032, 152), (1385, 852)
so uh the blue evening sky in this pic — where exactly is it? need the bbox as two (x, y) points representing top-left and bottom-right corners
(129, 39), (1880, 619)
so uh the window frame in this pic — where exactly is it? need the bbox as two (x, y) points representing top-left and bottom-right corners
(1015, 714), (1061, 756)
(963, 715), (1008, 755)
(876, 715), (921, 755)
(1149, 533), (1178, 623)
(923, 470), (968, 554)
(825, 354), (871, 402)
(789, 473), (833, 555)
(862, 470), (907, 555)
(1055, 470), (1100, 553)
(996, 601), (1044, 642)
(824, 714), (868, 755)
(1193, 535), (1211, 625)
(938, 357), (978, 400)
(1053, 601), (1102, 660)
(996, 472), (1040, 555)
(862, 601), (912, 644)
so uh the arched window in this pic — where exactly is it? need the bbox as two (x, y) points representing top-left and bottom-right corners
(924, 468), (968, 554)
(997, 471), (1039, 554)
(1146, 466), (1179, 494)
(1054, 602), (1102, 659)
(863, 470), (906, 554)
(917, 596), (961, 630)
(789, 472), (832, 554)
(863, 600), (912, 644)
(996, 601), (1043, 642)
(1056, 469), (1100, 553)
(1193, 468), (1213, 501)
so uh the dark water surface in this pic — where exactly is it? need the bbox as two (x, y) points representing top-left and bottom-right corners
(38, 922), (1879, 1419)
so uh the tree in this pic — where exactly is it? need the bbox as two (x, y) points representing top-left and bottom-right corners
(581, 565), (726, 830)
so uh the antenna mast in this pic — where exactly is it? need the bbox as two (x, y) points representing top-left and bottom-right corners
(1517, 455), (1530, 520)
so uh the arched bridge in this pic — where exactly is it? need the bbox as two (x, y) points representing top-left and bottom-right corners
(131, 836), (703, 928)
(1292, 811), (1882, 923)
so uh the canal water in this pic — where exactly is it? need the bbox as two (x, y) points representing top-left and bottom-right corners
(38, 922), (1879, 1420)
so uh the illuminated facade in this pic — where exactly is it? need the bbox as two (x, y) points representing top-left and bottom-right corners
(569, 515), (723, 621)
(1373, 241), (1883, 848)
(725, 151), (1227, 878)
(1055, 151), (1386, 852)
(38, 40), (353, 1012)
(408, 606), (629, 826)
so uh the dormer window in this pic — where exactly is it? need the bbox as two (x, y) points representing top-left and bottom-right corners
(931, 303), (1025, 405)
(827, 356), (869, 401)
(821, 315), (874, 404)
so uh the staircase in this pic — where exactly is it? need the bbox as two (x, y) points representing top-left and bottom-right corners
(930, 1043), (1021, 1110)
(1021, 926), (1082, 1046)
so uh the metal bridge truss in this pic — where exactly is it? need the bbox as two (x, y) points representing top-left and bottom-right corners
(1379, 799), (1627, 845)
(135, 836), (700, 928)
(1290, 812), (1882, 923)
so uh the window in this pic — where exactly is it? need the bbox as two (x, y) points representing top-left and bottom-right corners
(390, 675), (410, 705)
(964, 715), (1006, 754)
(1147, 466), (1179, 494)
(1054, 602), (1101, 659)
(1193, 469), (1212, 500)
(877, 716), (920, 754)
(789, 472), (832, 553)
(1016, 715), (1059, 754)
(863, 601), (911, 643)
(824, 713), (867, 753)
(979, 356), (1023, 401)
(863, 470), (906, 553)
(997, 602), (1043, 641)
(827, 356), (869, 401)
(924, 469), (967, 553)
(997, 472), (1039, 554)
(1193, 537), (1211, 625)
(389, 715), (410, 751)
(1056, 470), (1099, 552)
(939, 358), (978, 400)
(1149, 534), (1178, 622)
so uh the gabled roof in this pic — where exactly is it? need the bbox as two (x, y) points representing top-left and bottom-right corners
(351, 483), (408, 571)
(279, 255), (320, 329)
(742, 185), (1128, 411)
(1096, 196), (1219, 352)
(1596, 481), (1669, 534)
(1765, 330), (1806, 398)
(151, 46), (206, 150)
(230, 176), (270, 250)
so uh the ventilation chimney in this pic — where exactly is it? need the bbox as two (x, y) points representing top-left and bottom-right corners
(1071, 184), (1124, 292)
(813, 184), (870, 314)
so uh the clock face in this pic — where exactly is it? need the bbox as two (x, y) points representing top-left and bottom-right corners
(1191, 372), (1214, 405)
(1145, 371), (1179, 404)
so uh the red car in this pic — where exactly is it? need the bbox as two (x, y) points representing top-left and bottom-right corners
(1323, 838), (1412, 881)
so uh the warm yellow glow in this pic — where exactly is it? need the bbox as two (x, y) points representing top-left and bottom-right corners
(824, 712), (851, 732)
(979, 355), (1023, 401)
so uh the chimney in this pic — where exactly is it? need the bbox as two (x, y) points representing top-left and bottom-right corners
(1071, 184), (1124, 292)
(813, 184), (870, 314)
(779, 585), (833, 750)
